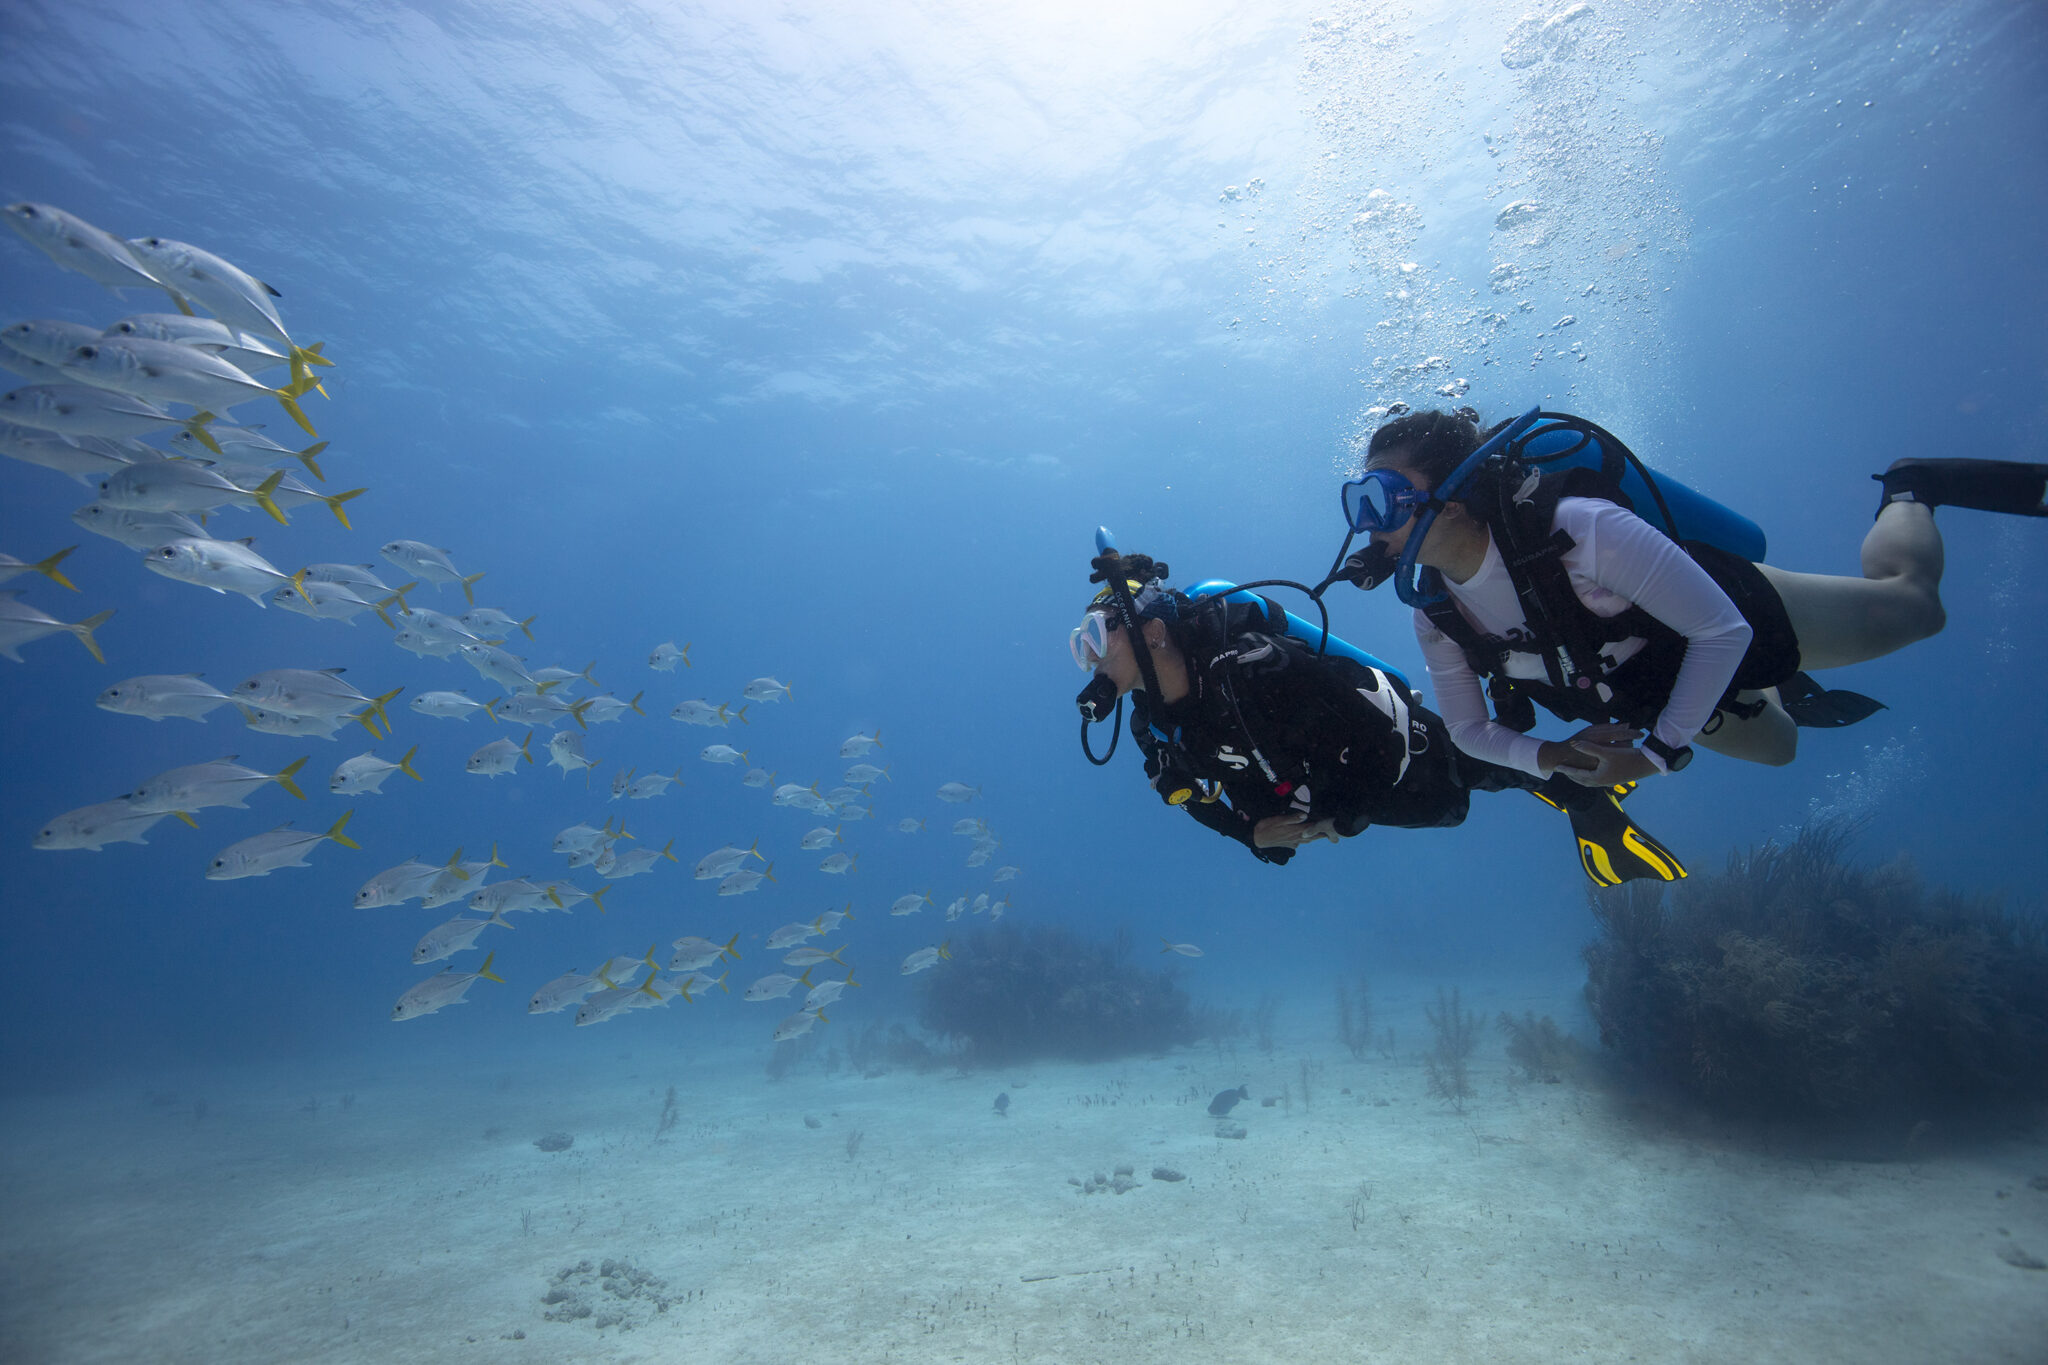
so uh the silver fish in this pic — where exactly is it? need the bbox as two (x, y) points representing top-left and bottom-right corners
(782, 945), (845, 969)
(799, 826), (842, 850)
(648, 640), (690, 671)
(772, 1010), (821, 1041)
(72, 502), (204, 550)
(890, 893), (931, 917)
(937, 783), (981, 803)
(205, 810), (358, 879)
(764, 922), (816, 950)
(413, 909), (511, 964)
(467, 731), (533, 777)
(2, 319), (107, 369)
(669, 934), (740, 972)
(355, 850), (465, 909)
(900, 943), (950, 975)
(410, 690), (494, 722)
(236, 703), (350, 740)
(693, 842), (761, 880)
(602, 839), (678, 880)
(844, 763), (889, 784)
(330, 746), (419, 795)
(128, 754), (307, 813)
(579, 692), (642, 725)
(0, 382), (216, 447)
(529, 969), (607, 1015)
(62, 336), (314, 435)
(700, 743), (747, 765)
(993, 865), (1021, 882)
(669, 698), (733, 726)
(235, 668), (400, 727)
(838, 730), (882, 758)
(743, 970), (811, 1002)
(33, 798), (170, 851)
(1, 203), (164, 294)
(391, 952), (504, 1021)
(144, 536), (301, 606)
(380, 539), (483, 602)
(895, 818), (925, 834)
(741, 677), (791, 703)
(625, 769), (682, 799)
(740, 766), (774, 789)
(96, 673), (232, 723)
(818, 852), (856, 875)
(0, 592), (112, 662)
(716, 863), (775, 896)
(121, 235), (333, 388)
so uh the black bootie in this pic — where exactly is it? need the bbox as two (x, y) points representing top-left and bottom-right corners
(1874, 458), (2048, 518)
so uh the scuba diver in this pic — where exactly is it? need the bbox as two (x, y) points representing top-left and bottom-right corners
(1073, 536), (1685, 883)
(1336, 406), (2046, 788)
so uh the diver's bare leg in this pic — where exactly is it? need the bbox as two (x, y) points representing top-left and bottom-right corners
(1756, 502), (1945, 671)
(1694, 690), (1797, 766)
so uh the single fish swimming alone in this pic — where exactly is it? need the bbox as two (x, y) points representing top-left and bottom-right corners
(1161, 940), (1204, 958)
(993, 865), (1020, 882)
(648, 640), (690, 671)
(936, 782), (981, 804)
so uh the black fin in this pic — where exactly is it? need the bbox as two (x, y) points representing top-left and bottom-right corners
(1874, 459), (2048, 518)
(1779, 671), (1888, 729)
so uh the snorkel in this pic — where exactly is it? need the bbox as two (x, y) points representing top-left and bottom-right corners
(1338, 404), (1545, 606)
(1078, 527), (1167, 765)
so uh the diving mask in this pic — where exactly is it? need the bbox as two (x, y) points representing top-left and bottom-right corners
(1069, 609), (1114, 670)
(1340, 467), (1430, 534)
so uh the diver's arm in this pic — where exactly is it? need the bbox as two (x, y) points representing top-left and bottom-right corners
(1568, 500), (1752, 768)
(1181, 791), (1294, 864)
(1416, 615), (1552, 777)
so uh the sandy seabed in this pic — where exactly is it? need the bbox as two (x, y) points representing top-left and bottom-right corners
(3, 979), (2045, 1365)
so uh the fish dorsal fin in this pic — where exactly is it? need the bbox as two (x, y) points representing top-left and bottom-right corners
(235, 537), (256, 547)
(321, 666), (346, 675)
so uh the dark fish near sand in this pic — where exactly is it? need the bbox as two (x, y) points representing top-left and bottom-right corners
(1207, 1085), (1249, 1117)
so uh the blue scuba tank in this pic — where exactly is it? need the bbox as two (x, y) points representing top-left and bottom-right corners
(1186, 580), (1410, 686)
(1513, 413), (1767, 562)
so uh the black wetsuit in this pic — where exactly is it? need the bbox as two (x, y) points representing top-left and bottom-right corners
(1130, 602), (1527, 865)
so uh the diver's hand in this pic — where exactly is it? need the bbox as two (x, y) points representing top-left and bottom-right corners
(1253, 814), (1339, 848)
(1554, 724), (1656, 786)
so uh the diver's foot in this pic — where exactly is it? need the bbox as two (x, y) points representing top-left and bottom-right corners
(1875, 458), (2048, 518)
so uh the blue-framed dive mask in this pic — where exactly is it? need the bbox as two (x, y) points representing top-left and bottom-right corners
(1340, 467), (1430, 534)
(1069, 609), (1114, 670)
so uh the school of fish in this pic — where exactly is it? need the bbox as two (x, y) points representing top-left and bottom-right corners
(7, 205), (1025, 1039)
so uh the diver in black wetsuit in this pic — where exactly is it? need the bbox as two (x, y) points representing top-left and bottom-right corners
(1071, 550), (1673, 878)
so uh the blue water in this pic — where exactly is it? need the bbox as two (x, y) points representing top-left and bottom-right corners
(2, 0), (2045, 1355)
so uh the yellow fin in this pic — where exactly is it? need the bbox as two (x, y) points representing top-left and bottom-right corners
(519, 730), (533, 762)
(629, 690), (644, 715)
(325, 809), (360, 850)
(590, 884), (610, 915)
(294, 440), (328, 482)
(69, 607), (114, 663)
(251, 470), (289, 526)
(459, 570), (485, 606)
(276, 389), (318, 437)
(274, 756), (308, 799)
(398, 745), (421, 781)
(321, 487), (366, 530)
(33, 545), (78, 592)
(518, 614), (535, 641)
(368, 686), (403, 732)
(173, 809), (199, 828)
(477, 950), (504, 985)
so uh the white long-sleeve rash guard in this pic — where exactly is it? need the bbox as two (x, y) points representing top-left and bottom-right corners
(1414, 496), (1754, 778)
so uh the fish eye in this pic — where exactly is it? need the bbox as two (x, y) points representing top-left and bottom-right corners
(76, 345), (96, 359)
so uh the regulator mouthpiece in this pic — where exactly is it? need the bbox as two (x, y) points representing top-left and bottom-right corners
(1341, 543), (1399, 591)
(1076, 672), (1118, 723)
